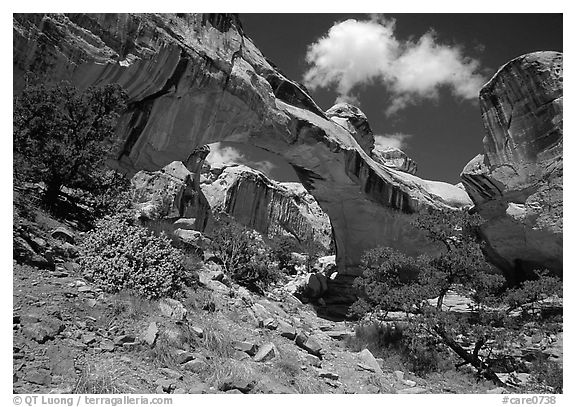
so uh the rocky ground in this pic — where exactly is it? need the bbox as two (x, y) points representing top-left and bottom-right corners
(12, 200), (562, 395)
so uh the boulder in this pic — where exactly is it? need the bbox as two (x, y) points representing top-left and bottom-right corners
(357, 349), (383, 374)
(295, 333), (322, 357)
(253, 342), (277, 362)
(199, 163), (332, 251)
(131, 161), (210, 226)
(371, 146), (418, 175)
(326, 103), (374, 153)
(142, 322), (158, 346)
(159, 298), (187, 321)
(461, 52), (563, 281)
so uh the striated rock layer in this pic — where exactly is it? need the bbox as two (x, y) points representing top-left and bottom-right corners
(200, 162), (332, 250)
(13, 13), (472, 275)
(461, 51), (563, 281)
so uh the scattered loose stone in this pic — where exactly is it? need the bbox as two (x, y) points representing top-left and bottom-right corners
(114, 334), (137, 346)
(182, 359), (206, 373)
(176, 351), (196, 365)
(190, 326), (204, 338)
(25, 370), (52, 386)
(253, 342), (277, 362)
(159, 298), (187, 321)
(403, 379), (417, 387)
(159, 368), (183, 381)
(221, 378), (254, 393)
(232, 340), (258, 356)
(295, 333), (322, 357)
(318, 370), (339, 380)
(81, 333), (97, 345)
(358, 349), (383, 374)
(173, 388), (187, 394)
(51, 227), (75, 244)
(277, 320), (297, 340)
(232, 350), (250, 361)
(143, 322), (159, 346)
(263, 318), (278, 330)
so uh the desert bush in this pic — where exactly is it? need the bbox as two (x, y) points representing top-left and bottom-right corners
(14, 81), (128, 205)
(79, 212), (185, 299)
(208, 215), (281, 293)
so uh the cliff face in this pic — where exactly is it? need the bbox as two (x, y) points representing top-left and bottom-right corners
(13, 13), (472, 275)
(461, 52), (563, 280)
(200, 164), (332, 250)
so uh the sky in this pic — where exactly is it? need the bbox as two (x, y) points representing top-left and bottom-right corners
(235, 13), (563, 183)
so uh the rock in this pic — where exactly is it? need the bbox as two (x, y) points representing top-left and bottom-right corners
(159, 368), (183, 381)
(159, 298), (187, 321)
(157, 378), (177, 393)
(13, 13), (472, 280)
(51, 227), (75, 243)
(190, 326), (204, 338)
(371, 146), (418, 175)
(173, 388), (187, 394)
(250, 303), (273, 327)
(200, 164), (332, 251)
(358, 349), (383, 374)
(81, 333), (97, 345)
(263, 318), (278, 330)
(326, 103), (374, 153)
(253, 342), (277, 362)
(318, 370), (339, 380)
(232, 350), (250, 361)
(225, 389), (243, 394)
(173, 229), (209, 249)
(277, 320), (297, 340)
(326, 330), (350, 340)
(22, 318), (65, 343)
(403, 379), (417, 387)
(25, 370), (52, 386)
(231, 341), (258, 356)
(114, 334), (137, 346)
(393, 371), (405, 381)
(305, 354), (322, 368)
(131, 161), (210, 224)
(176, 351), (196, 365)
(461, 51), (563, 280)
(99, 340), (115, 352)
(221, 378), (254, 393)
(173, 218), (197, 230)
(304, 273), (328, 298)
(295, 333), (322, 357)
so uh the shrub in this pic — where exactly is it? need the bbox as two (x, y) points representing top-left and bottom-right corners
(208, 215), (281, 293)
(79, 212), (185, 299)
(14, 81), (128, 204)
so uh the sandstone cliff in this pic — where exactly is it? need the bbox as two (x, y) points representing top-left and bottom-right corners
(461, 51), (563, 280)
(200, 163), (332, 250)
(13, 13), (472, 275)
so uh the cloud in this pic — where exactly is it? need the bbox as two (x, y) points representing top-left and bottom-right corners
(374, 133), (412, 150)
(303, 18), (486, 115)
(206, 144), (277, 175)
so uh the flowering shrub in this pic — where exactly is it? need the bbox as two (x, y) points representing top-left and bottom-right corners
(79, 213), (185, 299)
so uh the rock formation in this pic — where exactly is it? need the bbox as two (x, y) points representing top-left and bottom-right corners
(461, 51), (563, 280)
(325, 103), (374, 154)
(371, 146), (418, 175)
(13, 13), (472, 275)
(199, 162), (332, 250)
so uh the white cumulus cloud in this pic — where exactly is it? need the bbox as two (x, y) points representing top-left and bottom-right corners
(374, 133), (412, 150)
(303, 18), (486, 115)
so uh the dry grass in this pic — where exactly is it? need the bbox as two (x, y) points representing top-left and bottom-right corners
(73, 364), (122, 394)
(203, 357), (257, 391)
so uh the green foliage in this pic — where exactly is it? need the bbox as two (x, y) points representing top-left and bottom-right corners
(208, 215), (281, 293)
(14, 81), (128, 203)
(79, 212), (185, 299)
(269, 235), (301, 271)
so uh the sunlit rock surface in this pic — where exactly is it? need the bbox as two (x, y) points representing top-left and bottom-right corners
(461, 51), (563, 280)
(14, 13), (472, 275)
(200, 162), (332, 250)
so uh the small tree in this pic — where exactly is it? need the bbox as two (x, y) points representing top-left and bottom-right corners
(350, 208), (562, 386)
(13, 81), (128, 204)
